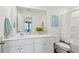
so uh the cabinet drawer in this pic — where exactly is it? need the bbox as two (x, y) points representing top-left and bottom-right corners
(34, 37), (54, 44)
(4, 39), (33, 48)
(35, 39), (45, 44)
(21, 45), (33, 53)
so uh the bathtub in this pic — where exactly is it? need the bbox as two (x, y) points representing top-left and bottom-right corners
(70, 40), (79, 53)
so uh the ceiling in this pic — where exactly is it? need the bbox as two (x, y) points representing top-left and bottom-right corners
(22, 6), (76, 11)
(16, 6), (47, 13)
(17, 6), (77, 15)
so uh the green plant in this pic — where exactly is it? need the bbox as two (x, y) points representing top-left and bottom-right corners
(36, 27), (44, 32)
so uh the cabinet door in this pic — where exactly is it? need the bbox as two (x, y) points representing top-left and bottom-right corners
(34, 39), (44, 53)
(34, 38), (51, 53)
(21, 45), (33, 53)
(34, 37), (54, 53)
(3, 39), (34, 53)
(43, 37), (54, 53)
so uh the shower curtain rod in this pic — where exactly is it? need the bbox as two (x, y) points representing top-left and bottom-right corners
(62, 8), (79, 15)
(70, 9), (79, 13)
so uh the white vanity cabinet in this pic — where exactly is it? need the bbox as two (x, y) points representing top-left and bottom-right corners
(2, 35), (56, 53)
(3, 39), (34, 53)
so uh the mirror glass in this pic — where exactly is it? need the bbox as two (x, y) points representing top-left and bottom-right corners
(16, 6), (47, 34)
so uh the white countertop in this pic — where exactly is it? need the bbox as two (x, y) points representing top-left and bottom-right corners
(2, 34), (56, 42)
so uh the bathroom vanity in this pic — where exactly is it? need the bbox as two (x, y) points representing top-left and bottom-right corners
(2, 35), (58, 53)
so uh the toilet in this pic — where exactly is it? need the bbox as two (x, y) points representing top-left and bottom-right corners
(55, 42), (71, 53)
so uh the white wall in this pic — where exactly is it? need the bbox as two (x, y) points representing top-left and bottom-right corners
(46, 10), (60, 35)
(61, 12), (71, 43)
(38, 7), (70, 42)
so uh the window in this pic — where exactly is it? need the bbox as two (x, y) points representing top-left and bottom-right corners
(24, 17), (32, 32)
